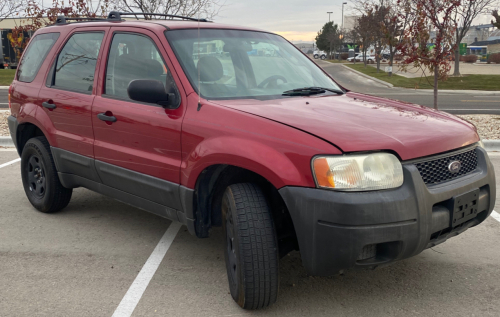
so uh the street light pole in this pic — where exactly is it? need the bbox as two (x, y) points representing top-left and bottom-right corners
(340, 2), (347, 60)
(327, 12), (333, 22)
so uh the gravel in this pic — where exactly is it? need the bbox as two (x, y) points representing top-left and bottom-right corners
(457, 115), (500, 140)
(1, 110), (499, 139)
(1, 111), (9, 137)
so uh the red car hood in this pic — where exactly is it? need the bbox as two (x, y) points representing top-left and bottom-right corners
(213, 92), (479, 161)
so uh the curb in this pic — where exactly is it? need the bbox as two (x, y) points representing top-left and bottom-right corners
(0, 86), (9, 89)
(341, 64), (394, 88)
(484, 140), (500, 152)
(0, 136), (14, 147)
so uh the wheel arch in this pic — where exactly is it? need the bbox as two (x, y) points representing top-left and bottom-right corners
(192, 164), (298, 257)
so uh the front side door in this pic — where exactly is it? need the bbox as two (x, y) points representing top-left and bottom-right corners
(92, 27), (185, 211)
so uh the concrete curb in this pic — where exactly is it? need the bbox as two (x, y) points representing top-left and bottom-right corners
(0, 86), (9, 89)
(484, 140), (500, 152)
(341, 64), (394, 88)
(0, 136), (14, 147)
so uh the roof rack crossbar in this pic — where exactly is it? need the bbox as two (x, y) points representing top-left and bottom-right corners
(55, 16), (108, 24)
(107, 11), (209, 22)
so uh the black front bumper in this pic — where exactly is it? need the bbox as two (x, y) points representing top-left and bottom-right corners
(279, 147), (496, 276)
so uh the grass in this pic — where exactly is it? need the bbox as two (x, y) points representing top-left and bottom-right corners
(0, 69), (15, 86)
(346, 64), (500, 91)
(326, 60), (349, 63)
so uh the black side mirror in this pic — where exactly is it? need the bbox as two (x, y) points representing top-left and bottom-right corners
(127, 79), (177, 109)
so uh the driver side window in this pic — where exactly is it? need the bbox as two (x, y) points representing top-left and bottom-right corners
(105, 33), (180, 106)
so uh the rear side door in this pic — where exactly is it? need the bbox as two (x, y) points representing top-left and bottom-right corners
(91, 27), (185, 213)
(38, 27), (108, 176)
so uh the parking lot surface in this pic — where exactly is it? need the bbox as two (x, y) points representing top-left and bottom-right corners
(1, 149), (499, 317)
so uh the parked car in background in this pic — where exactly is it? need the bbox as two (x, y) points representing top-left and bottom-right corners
(7, 12), (496, 310)
(347, 53), (377, 63)
(313, 50), (327, 60)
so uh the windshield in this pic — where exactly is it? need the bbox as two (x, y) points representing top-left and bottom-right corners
(165, 29), (342, 100)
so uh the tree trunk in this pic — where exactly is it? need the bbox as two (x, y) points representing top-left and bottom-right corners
(453, 46), (461, 77)
(453, 29), (461, 77)
(433, 66), (439, 110)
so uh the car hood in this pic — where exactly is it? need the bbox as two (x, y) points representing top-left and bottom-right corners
(212, 92), (479, 161)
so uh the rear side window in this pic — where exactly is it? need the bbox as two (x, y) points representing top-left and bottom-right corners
(53, 32), (104, 93)
(17, 33), (59, 83)
(104, 33), (180, 106)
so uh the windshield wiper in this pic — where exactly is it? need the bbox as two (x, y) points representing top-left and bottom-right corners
(282, 87), (344, 96)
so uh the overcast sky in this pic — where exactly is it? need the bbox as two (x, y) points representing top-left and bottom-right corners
(215, 0), (496, 42)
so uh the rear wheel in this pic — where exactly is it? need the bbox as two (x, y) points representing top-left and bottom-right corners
(222, 183), (279, 309)
(21, 137), (72, 213)
(320, 55), (326, 60)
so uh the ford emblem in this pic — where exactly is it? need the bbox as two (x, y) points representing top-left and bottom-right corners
(448, 161), (462, 174)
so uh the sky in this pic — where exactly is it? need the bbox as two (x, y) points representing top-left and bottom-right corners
(215, 0), (497, 43)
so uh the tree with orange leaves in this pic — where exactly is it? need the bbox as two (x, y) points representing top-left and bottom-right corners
(397, 0), (461, 110)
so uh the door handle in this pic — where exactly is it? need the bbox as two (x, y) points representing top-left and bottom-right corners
(42, 101), (56, 109)
(97, 113), (117, 123)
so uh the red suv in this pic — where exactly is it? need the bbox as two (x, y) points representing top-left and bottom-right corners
(7, 12), (496, 309)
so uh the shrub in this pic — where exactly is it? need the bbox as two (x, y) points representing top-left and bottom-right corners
(463, 55), (478, 63)
(340, 53), (349, 60)
(487, 53), (500, 64)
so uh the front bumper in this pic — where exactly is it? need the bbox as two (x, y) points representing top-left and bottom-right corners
(279, 147), (496, 276)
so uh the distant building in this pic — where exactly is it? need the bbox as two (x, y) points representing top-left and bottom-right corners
(292, 43), (315, 54)
(343, 16), (358, 32)
(462, 24), (495, 45)
(469, 39), (500, 54)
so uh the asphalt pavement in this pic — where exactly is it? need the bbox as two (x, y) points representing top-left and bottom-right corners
(0, 149), (499, 317)
(0, 88), (8, 108)
(317, 60), (500, 115)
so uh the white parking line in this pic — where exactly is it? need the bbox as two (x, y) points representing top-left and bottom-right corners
(111, 221), (182, 317)
(0, 158), (20, 169)
(491, 211), (500, 223)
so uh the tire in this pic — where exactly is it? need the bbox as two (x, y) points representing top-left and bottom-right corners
(222, 183), (279, 310)
(21, 137), (72, 213)
(314, 54), (319, 59)
(320, 55), (326, 60)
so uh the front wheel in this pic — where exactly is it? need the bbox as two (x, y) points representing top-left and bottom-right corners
(21, 137), (72, 213)
(222, 183), (279, 309)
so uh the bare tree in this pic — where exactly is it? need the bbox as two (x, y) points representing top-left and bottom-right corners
(0, 0), (26, 23)
(353, 14), (374, 67)
(111, 0), (224, 19)
(451, 0), (497, 76)
(351, 0), (413, 76)
(494, 10), (500, 29)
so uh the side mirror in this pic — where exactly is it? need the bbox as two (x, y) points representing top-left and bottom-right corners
(127, 79), (177, 109)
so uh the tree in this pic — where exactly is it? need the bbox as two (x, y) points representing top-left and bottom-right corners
(368, 5), (390, 72)
(316, 22), (341, 59)
(353, 14), (374, 67)
(493, 10), (500, 29)
(451, 0), (496, 76)
(398, 0), (461, 110)
(8, 0), (110, 60)
(110, 0), (223, 19)
(0, 0), (26, 23)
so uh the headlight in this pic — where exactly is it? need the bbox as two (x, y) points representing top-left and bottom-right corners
(312, 153), (404, 191)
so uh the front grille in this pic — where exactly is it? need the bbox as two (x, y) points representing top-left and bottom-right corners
(414, 149), (478, 185)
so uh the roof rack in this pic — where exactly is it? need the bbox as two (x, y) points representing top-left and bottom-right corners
(55, 16), (108, 24)
(107, 11), (210, 22)
(54, 11), (210, 25)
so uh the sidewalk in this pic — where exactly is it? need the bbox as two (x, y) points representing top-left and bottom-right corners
(368, 62), (500, 78)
